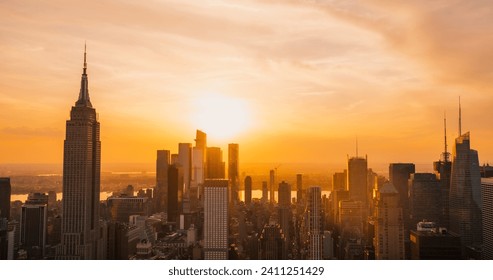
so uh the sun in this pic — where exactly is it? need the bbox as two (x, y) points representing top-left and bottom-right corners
(191, 92), (251, 141)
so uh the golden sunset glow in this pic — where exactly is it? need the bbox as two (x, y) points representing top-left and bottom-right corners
(191, 92), (252, 142)
(1, 0), (492, 169)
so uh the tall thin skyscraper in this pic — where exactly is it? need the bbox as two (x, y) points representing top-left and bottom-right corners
(193, 130), (207, 203)
(178, 143), (192, 213)
(57, 46), (101, 260)
(167, 165), (183, 223)
(332, 170), (347, 191)
(228, 143), (239, 204)
(307, 186), (322, 260)
(434, 115), (452, 228)
(155, 150), (170, 213)
(296, 174), (303, 204)
(0, 178), (11, 220)
(204, 179), (229, 260)
(269, 170), (275, 204)
(374, 183), (405, 260)
(262, 181), (268, 203)
(244, 176), (252, 205)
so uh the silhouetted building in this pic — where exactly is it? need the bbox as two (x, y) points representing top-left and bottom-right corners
(192, 133), (206, 210)
(0, 218), (7, 260)
(269, 170), (275, 204)
(20, 204), (47, 259)
(296, 174), (303, 204)
(278, 181), (291, 207)
(332, 170), (347, 191)
(482, 178), (493, 259)
(410, 222), (461, 260)
(58, 46), (101, 260)
(178, 143), (192, 212)
(206, 147), (225, 179)
(259, 224), (286, 260)
(262, 181), (268, 203)
(339, 200), (363, 259)
(106, 221), (129, 260)
(204, 179), (228, 260)
(307, 186), (322, 259)
(107, 196), (150, 223)
(409, 173), (440, 228)
(348, 156), (368, 208)
(167, 165), (183, 223)
(155, 150), (170, 213)
(374, 183), (404, 260)
(228, 143), (239, 204)
(244, 176), (252, 205)
(389, 163), (416, 209)
(449, 132), (482, 252)
(0, 178), (11, 220)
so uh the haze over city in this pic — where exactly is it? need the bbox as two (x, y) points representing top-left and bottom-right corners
(2, 0), (493, 167)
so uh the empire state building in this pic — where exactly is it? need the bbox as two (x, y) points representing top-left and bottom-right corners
(57, 46), (101, 259)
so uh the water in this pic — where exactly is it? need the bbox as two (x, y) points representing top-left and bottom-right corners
(11, 190), (330, 203)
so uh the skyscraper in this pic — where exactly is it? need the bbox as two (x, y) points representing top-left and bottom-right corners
(206, 147), (225, 179)
(178, 143), (192, 212)
(167, 165), (183, 223)
(374, 183), (405, 260)
(278, 181), (291, 207)
(262, 181), (268, 203)
(244, 176), (252, 205)
(449, 132), (482, 252)
(307, 186), (322, 260)
(481, 178), (493, 259)
(57, 46), (101, 260)
(408, 173), (440, 228)
(347, 156), (368, 207)
(204, 179), (229, 260)
(389, 163), (415, 210)
(269, 170), (275, 204)
(0, 178), (11, 220)
(296, 174), (303, 204)
(20, 203), (47, 259)
(155, 150), (170, 213)
(228, 143), (239, 204)
(332, 171), (347, 191)
(434, 115), (452, 228)
(192, 130), (207, 207)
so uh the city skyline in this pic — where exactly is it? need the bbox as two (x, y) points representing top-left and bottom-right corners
(1, 1), (493, 166)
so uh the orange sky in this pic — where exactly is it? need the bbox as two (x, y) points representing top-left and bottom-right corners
(1, 0), (492, 171)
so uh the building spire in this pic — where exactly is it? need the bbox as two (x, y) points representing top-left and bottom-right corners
(458, 96), (462, 136)
(76, 42), (92, 108)
(443, 111), (450, 162)
(83, 41), (87, 75)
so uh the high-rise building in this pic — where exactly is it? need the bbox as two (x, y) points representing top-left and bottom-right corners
(338, 200), (363, 259)
(389, 163), (416, 209)
(347, 156), (368, 207)
(269, 170), (275, 204)
(410, 221), (461, 260)
(449, 132), (482, 251)
(0, 178), (11, 220)
(20, 204), (47, 259)
(178, 143), (192, 212)
(332, 171), (347, 191)
(374, 183), (404, 260)
(481, 178), (493, 259)
(228, 143), (239, 204)
(206, 147), (225, 179)
(244, 176), (252, 205)
(434, 115), (452, 228)
(107, 196), (150, 223)
(307, 186), (322, 259)
(408, 173), (440, 228)
(278, 181), (291, 207)
(167, 165), (183, 223)
(57, 46), (101, 260)
(296, 174), (303, 204)
(262, 181), (268, 203)
(155, 150), (170, 213)
(204, 179), (229, 260)
(0, 218), (8, 260)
